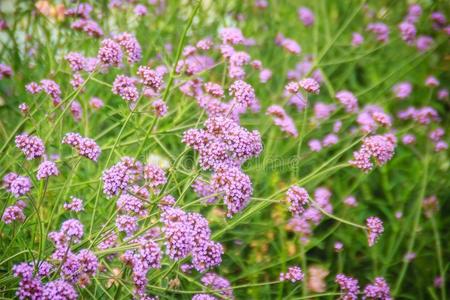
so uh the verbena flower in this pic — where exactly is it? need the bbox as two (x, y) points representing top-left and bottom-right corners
(286, 185), (309, 216)
(15, 133), (45, 160)
(62, 132), (101, 161)
(366, 216), (384, 247)
(37, 160), (59, 180)
(363, 277), (391, 300)
(280, 266), (304, 282)
(335, 274), (359, 300)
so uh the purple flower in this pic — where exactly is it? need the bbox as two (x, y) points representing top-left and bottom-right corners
(401, 134), (416, 145)
(220, 27), (245, 45)
(229, 80), (256, 108)
(437, 88), (448, 101)
(434, 141), (448, 152)
(314, 102), (336, 120)
(117, 194), (146, 216)
(281, 38), (301, 55)
(366, 216), (384, 247)
(62, 132), (101, 161)
(97, 38), (122, 66)
(40, 79), (62, 106)
(308, 139), (322, 152)
(259, 68), (272, 83)
(286, 185), (309, 216)
(298, 7), (314, 26)
(37, 160), (59, 180)
(89, 97), (104, 109)
(201, 272), (233, 299)
(336, 90), (358, 112)
(15, 133), (45, 160)
(61, 219), (84, 243)
(280, 266), (304, 282)
(352, 32), (364, 47)
(10, 176), (32, 198)
(25, 82), (42, 94)
(336, 274), (359, 300)
(416, 35), (434, 52)
(2, 203), (26, 224)
(192, 240), (224, 272)
(64, 196), (84, 212)
(143, 164), (167, 190)
(134, 4), (148, 16)
(193, 295), (218, 300)
(212, 165), (253, 217)
(116, 214), (139, 236)
(138, 66), (163, 91)
(267, 105), (298, 137)
(398, 22), (416, 44)
(392, 82), (412, 99)
(405, 4), (422, 24)
(367, 23), (390, 43)
(161, 207), (192, 260)
(102, 160), (133, 197)
(350, 134), (396, 172)
(151, 99), (168, 117)
(344, 196), (358, 207)
(43, 280), (77, 300)
(430, 11), (447, 30)
(425, 75), (439, 87)
(65, 52), (86, 72)
(363, 277), (391, 300)
(299, 77), (320, 94)
(112, 75), (139, 102)
(323, 133), (339, 147)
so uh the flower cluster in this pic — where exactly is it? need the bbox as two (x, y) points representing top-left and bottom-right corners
(336, 274), (359, 300)
(15, 133), (45, 160)
(161, 205), (223, 272)
(62, 132), (101, 161)
(350, 134), (396, 172)
(267, 105), (298, 137)
(280, 266), (304, 282)
(366, 216), (384, 247)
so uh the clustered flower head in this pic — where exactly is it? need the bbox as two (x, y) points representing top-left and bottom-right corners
(64, 196), (84, 212)
(114, 32), (142, 63)
(62, 132), (101, 161)
(274, 33), (302, 56)
(182, 114), (262, 216)
(298, 7), (314, 26)
(280, 266), (304, 282)
(350, 134), (396, 172)
(366, 216), (384, 247)
(335, 90), (358, 112)
(363, 277), (391, 300)
(112, 75), (139, 102)
(398, 22), (416, 44)
(286, 185), (309, 216)
(15, 133), (45, 160)
(267, 105), (298, 137)
(397, 106), (440, 125)
(2, 200), (26, 224)
(97, 38), (122, 66)
(299, 77), (320, 94)
(3, 173), (32, 198)
(336, 274), (359, 300)
(138, 66), (163, 92)
(367, 23), (390, 43)
(161, 205), (223, 272)
(392, 81), (412, 99)
(37, 160), (59, 180)
(286, 187), (333, 244)
(200, 272), (234, 299)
